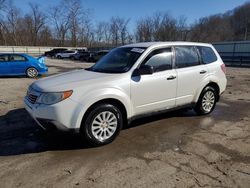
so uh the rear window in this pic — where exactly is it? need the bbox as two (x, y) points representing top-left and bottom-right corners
(9, 54), (26, 61)
(175, 46), (200, 68)
(198, 46), (217, 64)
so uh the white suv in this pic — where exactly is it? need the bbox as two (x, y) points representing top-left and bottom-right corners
(55, 50), (77, 59)
(24, 42), (227, 146)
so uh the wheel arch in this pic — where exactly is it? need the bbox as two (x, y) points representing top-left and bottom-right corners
(80, 98), (128, 129)
(195, 81), (220, 103)
(206, 82), (220, 101)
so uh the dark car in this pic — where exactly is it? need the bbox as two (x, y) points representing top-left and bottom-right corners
(71, 51), (91, 61)
(44, 48), (67, 57)
(88, 50), (109, 62)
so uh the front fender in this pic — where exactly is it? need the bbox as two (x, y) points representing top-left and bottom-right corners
(71, 88), (133, 129)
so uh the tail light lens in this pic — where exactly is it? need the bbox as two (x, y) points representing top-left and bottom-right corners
(221, 63), (226, 74)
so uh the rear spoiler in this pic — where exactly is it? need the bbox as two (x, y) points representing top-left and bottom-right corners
(37, 56), (45, 64)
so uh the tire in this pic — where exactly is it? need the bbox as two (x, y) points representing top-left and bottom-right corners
(194, 86), (217, 115)
(81, 103), (123, 146)
(26, 67), (38, 78)
(57, 55), (62, 59)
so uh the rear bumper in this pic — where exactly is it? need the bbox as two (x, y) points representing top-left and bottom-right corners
(38, 67), (48, 75)
(219, 77), (227, 95)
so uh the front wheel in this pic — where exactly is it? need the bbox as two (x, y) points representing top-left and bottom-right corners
(194, 86), (217, 115)
(81, 104), (123, 146)
(26, 67), (38, 78)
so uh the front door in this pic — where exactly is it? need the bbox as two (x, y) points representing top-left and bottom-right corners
(131, 48), (177, 115)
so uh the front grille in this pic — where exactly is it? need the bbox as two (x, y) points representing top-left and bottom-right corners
(28, 94), (38, 104)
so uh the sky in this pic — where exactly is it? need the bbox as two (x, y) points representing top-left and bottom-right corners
(12, 0), (249, 31)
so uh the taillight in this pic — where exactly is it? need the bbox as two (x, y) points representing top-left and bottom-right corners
(221, 63), (226, 74)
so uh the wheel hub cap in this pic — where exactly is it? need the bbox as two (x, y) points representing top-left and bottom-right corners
(91, 111), (118, 142)
(202, 91), (215, 112)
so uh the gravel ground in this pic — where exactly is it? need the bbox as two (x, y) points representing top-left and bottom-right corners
(0, 58), (249, 188)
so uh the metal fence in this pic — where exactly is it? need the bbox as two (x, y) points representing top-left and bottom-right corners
(0, 46), (87, 56)
(213, 41), (250, 66)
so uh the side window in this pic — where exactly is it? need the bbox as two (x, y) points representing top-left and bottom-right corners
(0, 55), (9, 62)
(198, 46), (217, 64)
(9, 55), (26, 62)
(144, 48), (172, 72)
(175, 46), (200, 68)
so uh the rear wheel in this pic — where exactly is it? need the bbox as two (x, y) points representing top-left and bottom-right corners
(194, 86), (217, 115)
(26, 67), (38, 78)
(81, 104), (123, 146)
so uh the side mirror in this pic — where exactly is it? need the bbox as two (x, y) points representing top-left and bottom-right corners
(139, 65), (154, 75)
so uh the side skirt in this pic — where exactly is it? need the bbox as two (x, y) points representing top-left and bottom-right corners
(127, 103), (196, 124)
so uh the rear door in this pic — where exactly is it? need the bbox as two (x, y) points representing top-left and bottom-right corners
(0, 54), (10, 75)
(9, 54), (29, 74)
(174, 46), (209, 106)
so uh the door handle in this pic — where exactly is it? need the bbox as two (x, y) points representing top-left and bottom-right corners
(200, 70), (207, 74)
(167, 75), (176, 80)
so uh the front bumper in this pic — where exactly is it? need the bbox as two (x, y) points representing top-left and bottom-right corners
(24, 96), (80, 132)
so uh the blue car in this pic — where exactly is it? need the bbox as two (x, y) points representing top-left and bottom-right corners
(0, 53), (48, 78)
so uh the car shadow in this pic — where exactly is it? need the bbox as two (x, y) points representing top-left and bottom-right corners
(0, 75), (27, 78)
(0, 107), (196, 156)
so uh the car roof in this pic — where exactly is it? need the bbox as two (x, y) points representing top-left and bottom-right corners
(122, 41), (212, 48)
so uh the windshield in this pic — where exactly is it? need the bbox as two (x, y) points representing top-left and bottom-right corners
(87, 47), (146, 73)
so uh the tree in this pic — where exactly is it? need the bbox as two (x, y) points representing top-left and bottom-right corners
(231, 2), (250, 40)
(48, 4), (70, 46)
(109, 16), (130, 45)
(25, 3), (46, 45)
(135, 12), (180, 42)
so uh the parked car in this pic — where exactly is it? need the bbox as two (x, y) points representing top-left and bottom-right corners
(55, 50), (77, 59)
(44, 48), (67, 57)
(24, 42), (227, 146)
(71, 51), (91, 61)
(0, 53), (48, 78)
(88, 50), (109, 62)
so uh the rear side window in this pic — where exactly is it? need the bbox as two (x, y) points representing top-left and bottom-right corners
(0, 54), (9, 62)
(198, 46), (217, 64)
(9, 55), (26, 61)
(175, 46), (200, 68)
(143, 48), (172, 72)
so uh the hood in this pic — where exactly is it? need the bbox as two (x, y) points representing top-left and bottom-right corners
(31, 69), (117, 92)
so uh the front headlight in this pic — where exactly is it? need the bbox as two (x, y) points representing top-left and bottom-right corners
(37, 90), (73, 105)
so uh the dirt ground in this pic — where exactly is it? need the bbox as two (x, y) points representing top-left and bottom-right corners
(0, 58), (250, 188)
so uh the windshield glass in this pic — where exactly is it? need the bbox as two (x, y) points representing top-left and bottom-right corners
(87, 47), (146, 73)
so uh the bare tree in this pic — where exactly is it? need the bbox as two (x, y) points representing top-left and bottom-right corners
(135, 17), (153, 42)
(135, 12), (179, 42)
(5, 2), (21, 45)
(232, 2), (250, 40)
(25, 3), (46, 45)
(109, 16), (130, 45)
(176, 16), (189, 41)
(48, 5), (70, 46)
